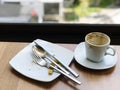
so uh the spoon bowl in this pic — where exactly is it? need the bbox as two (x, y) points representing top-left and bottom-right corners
(32, 45), (47, 66)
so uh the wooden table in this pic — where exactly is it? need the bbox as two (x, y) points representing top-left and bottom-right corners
(0, 41), (120, 90)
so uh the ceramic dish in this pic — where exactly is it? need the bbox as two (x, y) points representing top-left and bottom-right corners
(9, 39), (73, 82)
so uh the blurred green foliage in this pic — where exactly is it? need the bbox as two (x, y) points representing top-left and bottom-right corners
(100, 0), (115, 7)
(65, 0), (115, 21)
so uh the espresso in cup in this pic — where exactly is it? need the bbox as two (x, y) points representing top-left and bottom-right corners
(85, 32), (115, 62)
(86, 32), (108, 46)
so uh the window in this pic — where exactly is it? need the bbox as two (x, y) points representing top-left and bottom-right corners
(0, 0), (120, 24)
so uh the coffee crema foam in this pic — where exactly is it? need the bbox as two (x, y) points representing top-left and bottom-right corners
(87, 33), (108, 45)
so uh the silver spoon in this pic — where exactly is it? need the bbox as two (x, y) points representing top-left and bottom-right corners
(32, 45), (70, 75)
(34, 41), (79, 78)
(32, 46), (82, 85)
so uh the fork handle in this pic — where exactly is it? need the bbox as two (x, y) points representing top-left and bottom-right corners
(50, 65), (81, 85)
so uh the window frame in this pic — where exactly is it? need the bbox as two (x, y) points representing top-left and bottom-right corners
(0, 23), (120, 45)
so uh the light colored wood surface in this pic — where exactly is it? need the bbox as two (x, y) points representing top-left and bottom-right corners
(0, 42), (120, 90)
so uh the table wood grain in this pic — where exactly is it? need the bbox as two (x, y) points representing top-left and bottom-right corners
(0, 42), (120, 90)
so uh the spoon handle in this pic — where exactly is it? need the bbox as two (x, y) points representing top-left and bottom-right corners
(45, 57), (70, 75)
(49, 55), (79, 78)
(50, 65), (82, 85)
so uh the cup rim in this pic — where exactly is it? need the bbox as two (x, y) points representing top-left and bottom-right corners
(85, 32), (110, 47)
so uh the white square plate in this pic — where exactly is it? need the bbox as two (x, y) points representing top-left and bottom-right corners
(9, 39), (73, 82)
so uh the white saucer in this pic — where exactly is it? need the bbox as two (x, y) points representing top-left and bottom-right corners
(74, 42), (117, 70)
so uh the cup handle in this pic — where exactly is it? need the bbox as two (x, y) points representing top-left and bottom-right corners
(105, 47), (116, 56)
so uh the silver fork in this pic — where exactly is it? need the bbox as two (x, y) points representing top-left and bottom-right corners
(32, 48), (82, 85)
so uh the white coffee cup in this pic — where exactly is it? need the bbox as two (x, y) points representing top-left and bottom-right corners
(85, 32), (116, 62)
